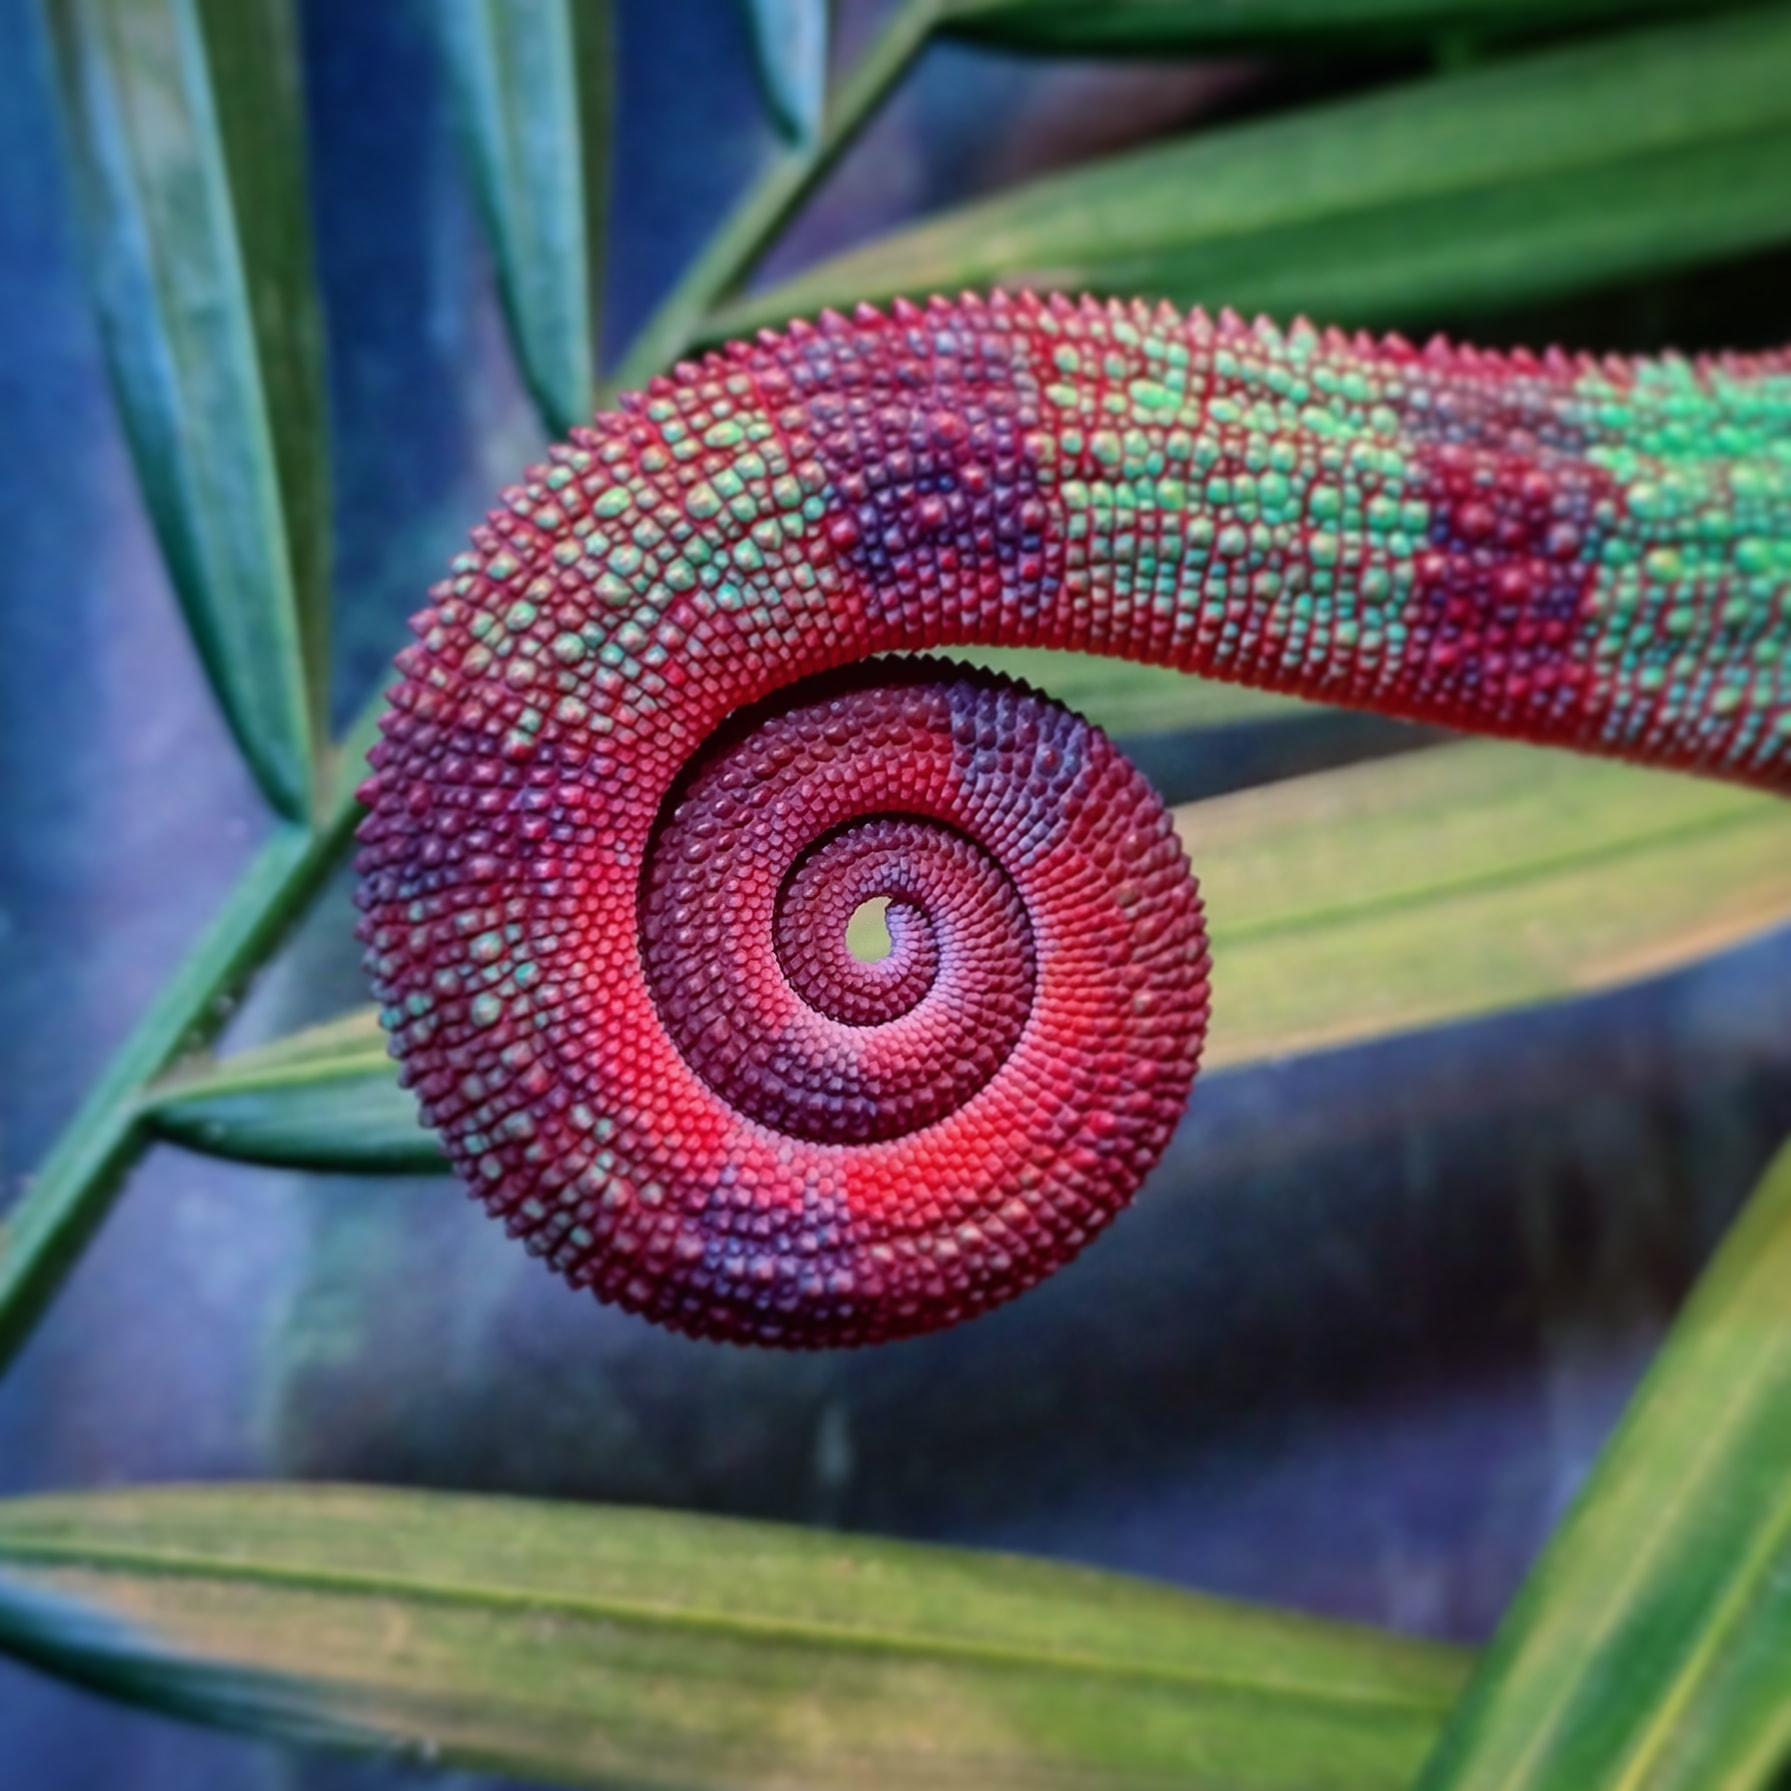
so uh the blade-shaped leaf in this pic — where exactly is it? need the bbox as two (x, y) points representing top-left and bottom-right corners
(43, 0), (330, 821)
(709, 6), (1791, 344)
(739, 0), (829, 147)
(436, 0), (611, 437)
(0, 1484), (1467, 1791)
(1191, 740), (1791, 1068)
(949, 646), (1305, 733)
(1412, 1136), (1791, 1791)
(942, 0), (1704, 54)
(149, 1007), (438, 1172)
(142, 736), (1791, 1173)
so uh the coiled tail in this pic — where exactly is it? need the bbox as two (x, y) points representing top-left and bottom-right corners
(355, 292), (1791, 1346)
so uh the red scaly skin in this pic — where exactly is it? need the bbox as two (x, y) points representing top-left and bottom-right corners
(355, 293), (1791, 1347)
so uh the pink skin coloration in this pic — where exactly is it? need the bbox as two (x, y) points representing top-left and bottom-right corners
(355, 293), (1791, 1347)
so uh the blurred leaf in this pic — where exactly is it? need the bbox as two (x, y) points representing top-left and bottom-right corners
(43, 0), (330, 821)
(436, 0), (611, 436)
(1412, 1135), (1791, 1791)
(950, 646), (1305, 733)
(709, 6), (1791, 343)
(739, 0), (829, 147)
(149, 1008), (437, 1172)
(144, 735), (1791, 1171)
(1194, 739), (1791, 1069)
(0, 1484), (1467, 1791)
(942, 0), (1708, 53)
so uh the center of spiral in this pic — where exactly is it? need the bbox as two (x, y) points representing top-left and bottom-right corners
(847, 898), (892, 963)
(639, 676), (1043, 1147)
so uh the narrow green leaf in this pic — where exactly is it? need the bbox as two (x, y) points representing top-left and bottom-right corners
(150, 1008), (438, 1172)
(709, 6), (1791, 344)
(942, 0), (1706, 54)
(44, 0), (330, 821)
(143, 736), (1791, 1171)
(436, 0), (611, 437)
(1412, 1136), (1791, 1791)
(739, 0), (829, 147)
(1191, 739), (1791, 1069)
(0, 1484), (1467, 1791)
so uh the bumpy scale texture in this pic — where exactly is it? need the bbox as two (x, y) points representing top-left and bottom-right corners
(356, 293), (1791, 1347)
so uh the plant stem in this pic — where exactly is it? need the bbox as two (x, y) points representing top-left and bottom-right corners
(605, 0), (942, 396)
(0, 700), (383, 1378)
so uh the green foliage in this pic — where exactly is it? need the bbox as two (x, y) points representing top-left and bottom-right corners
(0, 1485), (1467, 1790)
(738, 0), (829, 146)
(4, 0), (1791, 1784)
(715, 7), (1791, 341)
(1415, 1139), (1791, 1791)
(435, 0), (611, 437)
(152, 1007), (440, 1173)
(942, 0), (1711, 54)
(42, 0), (330, 821)
(1197, 739), (1791, 1067)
